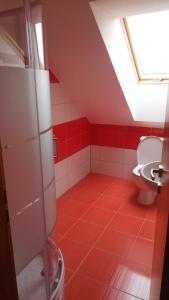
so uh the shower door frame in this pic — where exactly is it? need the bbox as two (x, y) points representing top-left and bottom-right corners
(0, 1), (52, 299)
(0, 145), (19, 300)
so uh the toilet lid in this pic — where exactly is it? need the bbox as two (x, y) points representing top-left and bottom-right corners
(137, 136), (163, 165)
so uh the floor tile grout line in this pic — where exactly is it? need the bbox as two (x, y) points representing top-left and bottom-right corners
(62, 236), (152, 269)
(121, 214), (155, 270)
(59, 181), (138, 244)
(65, 270), (144, 299)
(57, 175), (155, 297)
(58, 203), (153, 259)
(63, 186), (138, 288)
(57, 180), (115, 241)
(58, 206), (154, 242)
(91, 205), (151, 221)
(124, 214), (155, 261)
(65, 268), (112, 289)
(112, 287), (144, 300)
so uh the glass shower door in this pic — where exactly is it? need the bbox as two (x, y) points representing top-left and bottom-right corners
(0, 1), (58, 299)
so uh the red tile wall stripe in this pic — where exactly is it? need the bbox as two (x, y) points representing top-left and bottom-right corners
(49, 69), (60, 83)
(53, 117), (90, 163)
(91, 124), (165, 150)
(53, 120), (164, 163)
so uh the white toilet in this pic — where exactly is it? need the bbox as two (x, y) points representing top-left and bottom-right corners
(133, 136), (163, 205)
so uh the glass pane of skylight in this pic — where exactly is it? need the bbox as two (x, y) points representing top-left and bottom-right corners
(127, 10), (169, 78)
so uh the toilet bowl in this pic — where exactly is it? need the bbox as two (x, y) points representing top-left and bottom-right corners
(133, 136), (163, 205)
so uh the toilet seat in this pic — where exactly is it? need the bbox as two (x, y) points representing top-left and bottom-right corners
(137, 136), (163, 165)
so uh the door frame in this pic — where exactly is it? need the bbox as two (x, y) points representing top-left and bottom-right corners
(160, 217), (169, 299)
(0, 142), (19, 300)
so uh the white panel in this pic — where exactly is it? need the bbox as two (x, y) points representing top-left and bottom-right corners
(91, 146), (137, 179)
(0, 67), (56, 276)
(52, 102), (84, 125)
(50, 83), (71, 105)
(36, 70), (52, 132)
(52, 104), (66, 125)
(64, 102), (83, 120)
(123, 163), (135, 179)
(55, 176), (68, 199)
(91, 145), (100, 160)
(67, 146), (90, 172)
(40, 129), (54, 188)
(67, 167), (83, 189)
(67, 151), (83, 173)
(91, 159), (101, 174)
(91, 159), (124, 178)
(11, 200), (45, 274)
(82, 160), (91, 177)
(99, 146), (125, 163)
(99, 146), (114, 162)
(55, 159), (68, 181)
(55, 146), (90, 198)
(44, 180), (56, 235)
(0, 68), (38, 144)
(2, 137), (42, 217)
(67, 148), (90, 183)
(100, 161), (124, 177)
(124, 149), (137, 164)
(80, 146), (91, 162)
(111, 148), (126, 163)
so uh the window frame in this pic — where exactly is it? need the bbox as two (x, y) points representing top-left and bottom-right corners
(121, 17), (169, 84)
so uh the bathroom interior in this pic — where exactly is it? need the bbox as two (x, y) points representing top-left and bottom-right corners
(1, 0), (169, 300)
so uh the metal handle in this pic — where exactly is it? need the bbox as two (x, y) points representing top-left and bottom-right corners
(53, 135), (58, 159)
(151, 165), (169, 180)
(157, 181), (163, 194)
(159, 165), (169, 174)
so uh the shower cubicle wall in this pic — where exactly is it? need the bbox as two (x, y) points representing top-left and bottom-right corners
(0, 1), (58, 299)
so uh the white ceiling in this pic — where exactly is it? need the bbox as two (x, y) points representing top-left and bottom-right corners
(43, 0), (169, 126)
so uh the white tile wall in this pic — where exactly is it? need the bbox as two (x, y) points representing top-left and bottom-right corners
(54, 144), (136, 197)
(50, 83), (137, 195)
(91, 145), (137, 179)
(50, 83), (84, 125)
(51, 82), (88, 198)
(50, 83), (71, 105)
(55, 146), (90, 198)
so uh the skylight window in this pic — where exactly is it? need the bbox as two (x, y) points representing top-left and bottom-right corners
(123, 10), (169, 82)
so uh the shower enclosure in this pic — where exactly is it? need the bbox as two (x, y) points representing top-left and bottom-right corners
(0, 0), (64, 299)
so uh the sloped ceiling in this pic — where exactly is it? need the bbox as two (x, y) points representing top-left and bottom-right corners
(0, 0), (23, 12)
(43, 0), (169, 126)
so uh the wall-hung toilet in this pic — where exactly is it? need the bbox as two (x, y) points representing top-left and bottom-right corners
(133, 136), (163, 205)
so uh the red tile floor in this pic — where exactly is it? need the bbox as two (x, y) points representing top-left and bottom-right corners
(51, 173), (157, 300)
